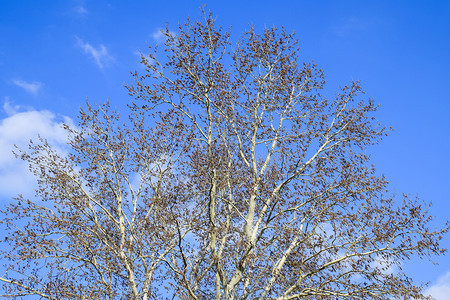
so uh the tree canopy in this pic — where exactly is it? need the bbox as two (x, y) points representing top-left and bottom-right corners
(1, 12), (447, 300)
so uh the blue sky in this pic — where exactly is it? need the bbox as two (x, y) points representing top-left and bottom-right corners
(1, 0), (449, 297)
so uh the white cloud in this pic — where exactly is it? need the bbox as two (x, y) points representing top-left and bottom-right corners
(12, 79), (43, 95)
(0, 99), (72, 198)
(426, 271), (450, 300)
(76, 37), (113, 69)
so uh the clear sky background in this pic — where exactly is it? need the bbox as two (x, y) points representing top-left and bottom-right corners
(1, 0), (449, 297)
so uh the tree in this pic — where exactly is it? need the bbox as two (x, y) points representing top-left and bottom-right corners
(1, 12), (448, 300)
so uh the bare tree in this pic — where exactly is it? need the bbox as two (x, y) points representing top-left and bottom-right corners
(1, 12), (448, 300)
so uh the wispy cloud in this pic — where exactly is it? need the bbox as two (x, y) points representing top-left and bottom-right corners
(73, 4), (88, 16)
(133, 50), (155, 68)
(2, 96), (31, 115)
(12, 79), (43, 95)
(426, 271), (450, 299)
(332, 16), (373, 37)
(151, 28), (176, 43)
(0, 98), (72, 198)
(76, 37), (113, 69)
(72, 0), (88, 17)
